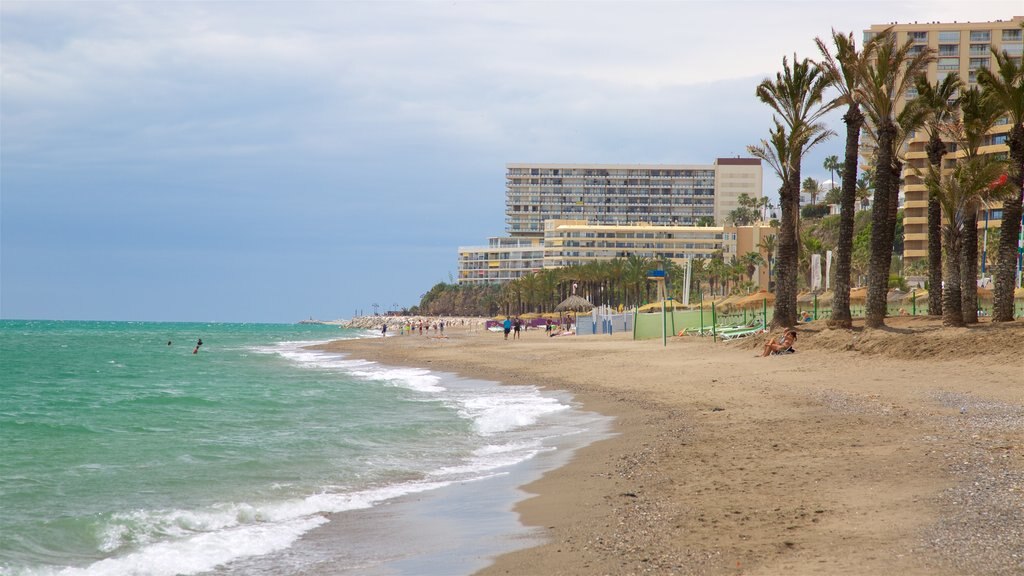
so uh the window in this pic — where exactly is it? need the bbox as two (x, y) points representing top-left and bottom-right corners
(1003, 44), (1024, 57)
(938, 57), (960, 71)
(938, 45), (960, 57)
(992, 133), (1008, 145)
(970, 30), (991, 42)
(969, 57), (989, 70)
(938, 30), (961, 43)
(909, 31), (928, 43)
(1002, 28), (1023, 42)
(971, 43), (991, 56)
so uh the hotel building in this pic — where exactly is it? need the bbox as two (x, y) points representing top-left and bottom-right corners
(504, 159), (762, 237)
(865, 16), (1023, 266)
(458, 158), (767, 286)
(458, 220), (775, 290)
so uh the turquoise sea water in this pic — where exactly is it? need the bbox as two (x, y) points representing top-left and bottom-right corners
(0, 321), (607, 575)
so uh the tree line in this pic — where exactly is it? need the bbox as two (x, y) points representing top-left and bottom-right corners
(751, 25), (1022, 329)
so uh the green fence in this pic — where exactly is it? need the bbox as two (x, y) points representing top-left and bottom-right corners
(633, 303), (774, 341)
(633, 294), (1023, 342)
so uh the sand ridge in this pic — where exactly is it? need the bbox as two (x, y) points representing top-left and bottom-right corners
(316, 317), (1023, 575)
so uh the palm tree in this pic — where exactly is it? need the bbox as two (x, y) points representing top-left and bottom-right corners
(624, 254), (651, 307)
(950, 86), (1004, 324)
(823, 154), (842, 190)
(801, 236), (826, 290)
(927, 155), (1011, 326)
(753, 55), (835, 328)
(856, 169), (874, 210)
(740, 252), (766, 285)
(977, 49), (1024, 322)
(855, 28), (934, 327)
(912, 72), (962, 318)
(758, 234), (778, 291)
(802, 176), (822, 205)
(815, 29), (874, 328)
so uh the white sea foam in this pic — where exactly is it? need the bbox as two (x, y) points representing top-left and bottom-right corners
(29, 479), (459, 576)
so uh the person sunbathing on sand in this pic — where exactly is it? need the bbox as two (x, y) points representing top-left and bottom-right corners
(761, 329), (796, 357)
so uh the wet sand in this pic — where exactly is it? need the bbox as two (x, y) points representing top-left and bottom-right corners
(317, 317), (1024, 575)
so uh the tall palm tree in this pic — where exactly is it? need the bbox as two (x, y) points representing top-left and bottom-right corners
(950, 86), (1005, 324)
(754, 55), (835, 328)
(927, 155), (1011, 326)
(855, 28), (934, 327)
(977, 49), (1024, 322)
(912, 72), (962, 318)
(815, 29), (873, 328)
(802, 177), (822, 205)
(823, 154), (842, 190)
(758, 234), (778, 291)
(856, 169), (874, 210)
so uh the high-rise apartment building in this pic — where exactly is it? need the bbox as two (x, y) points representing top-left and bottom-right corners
(504, 159), (762, 237)
(865, 16), (1023, 266)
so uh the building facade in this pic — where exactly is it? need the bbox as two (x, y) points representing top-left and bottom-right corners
(457, 237), (544, 285)
(504, 159), (762, 237)
(458, 220), (776, 291)
(865, 16), (1023, 266)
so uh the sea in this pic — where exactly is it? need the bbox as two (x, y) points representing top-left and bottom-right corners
(0, 320), (612, 576)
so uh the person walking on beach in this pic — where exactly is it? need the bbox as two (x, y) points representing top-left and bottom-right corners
(503, 318), (512, 340)
(513, 318), (521, 340)
(381, 323), (388, 337)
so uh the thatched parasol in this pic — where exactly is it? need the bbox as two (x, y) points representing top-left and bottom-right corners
(714, 293), (744, 311)
(887, 289), (908, 303)
(555, 294), (594, 312)
(796, 290), (832, 305)
(735, 290), (775, 309)
(848, 287), (868, 302)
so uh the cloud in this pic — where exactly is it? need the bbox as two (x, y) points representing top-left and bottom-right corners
(2, 0), (1021, 321)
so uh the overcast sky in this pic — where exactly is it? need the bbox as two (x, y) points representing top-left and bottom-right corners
(2, 1), (1019, 322)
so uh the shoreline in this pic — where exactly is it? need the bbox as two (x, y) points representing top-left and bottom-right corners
(315, 318), (1024, 575)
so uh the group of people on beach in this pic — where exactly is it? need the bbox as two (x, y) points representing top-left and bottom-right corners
(382, 320), (450, 337)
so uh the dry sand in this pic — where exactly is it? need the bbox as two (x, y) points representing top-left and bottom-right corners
(316, 317), (1023, 575)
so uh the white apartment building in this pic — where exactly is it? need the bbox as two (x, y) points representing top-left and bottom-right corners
(504, 158), (762, 237)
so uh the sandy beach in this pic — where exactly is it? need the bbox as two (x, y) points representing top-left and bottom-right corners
(316, 317), (1023, 575)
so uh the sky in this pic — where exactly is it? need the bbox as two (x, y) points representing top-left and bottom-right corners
(2, 1), (1019, 323)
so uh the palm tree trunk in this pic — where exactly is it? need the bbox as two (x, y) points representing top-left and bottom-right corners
(961, 211), (979, 324)
(773, 174), (800, 328)
(829, 103), (863, 329)
(943, 229), (965, 327)
(866, 122), (897, 327)
(992, 125), (1024, 321)
(927, 196), (944, 316)
(926, 133), (946, 317)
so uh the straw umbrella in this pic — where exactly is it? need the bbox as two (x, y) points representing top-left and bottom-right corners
(554, 295), (594, 312)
